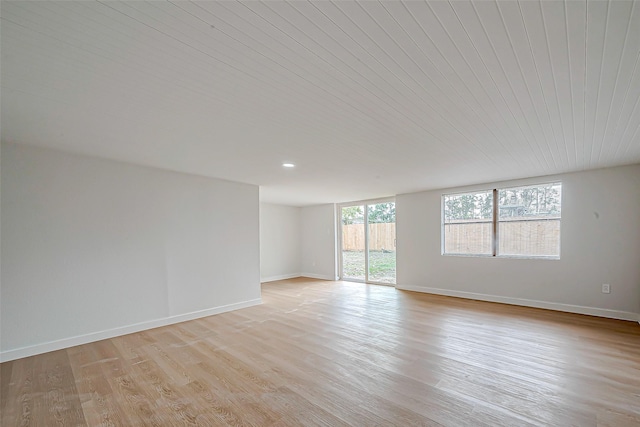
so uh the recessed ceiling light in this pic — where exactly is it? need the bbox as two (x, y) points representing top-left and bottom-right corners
(282, 163), (295, 168)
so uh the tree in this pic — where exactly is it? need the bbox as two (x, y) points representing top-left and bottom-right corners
(498, 184), (561, 217)
(478, 192), (493, 218)
(341, 206), (363, 225)
(342, 203), (396, 225)
(368, 203), (395, 223)
(444, 192), (491, 221)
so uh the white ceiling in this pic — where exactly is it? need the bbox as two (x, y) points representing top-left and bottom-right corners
(2, 1), (639, 206)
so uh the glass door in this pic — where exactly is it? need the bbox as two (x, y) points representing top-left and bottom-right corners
(367, 202), (396, 284)
(340, 205), (366, 281)
(340, 200), (396, 285)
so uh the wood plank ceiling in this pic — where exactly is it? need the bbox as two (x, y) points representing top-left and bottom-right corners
(2, 1), (639, 205)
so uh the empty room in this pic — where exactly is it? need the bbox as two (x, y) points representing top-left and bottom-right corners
(1, 0), (639, 426)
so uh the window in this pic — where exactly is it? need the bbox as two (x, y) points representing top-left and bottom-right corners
(498, 183), (562, 257)
(443, 191), (493, 255)
(442, 182), (561, 259)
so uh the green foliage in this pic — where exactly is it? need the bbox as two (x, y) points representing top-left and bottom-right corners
(368, 203), (395, 223)
(341, 206), (364, 225)
(445, 184), (562, 221)
(342, 203), (396, 224)
(342, 250), (395, 283)
(444, 192), (492, 221)
(499, 183), (561, 217)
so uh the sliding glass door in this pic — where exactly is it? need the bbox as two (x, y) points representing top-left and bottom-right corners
(340, 205), (365, 281)
(340, 200), (396, 285)
(367, 202), (396, 284)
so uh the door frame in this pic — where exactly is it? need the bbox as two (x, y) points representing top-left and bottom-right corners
(337, 197), (396, 286)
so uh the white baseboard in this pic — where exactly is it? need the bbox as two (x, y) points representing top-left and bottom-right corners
(396, 284), (639, 322)
(260, 273), (302, 283)
(0, 298), (262, 363)
(261, 273), (338, 283)
(300, 273), (337, 281)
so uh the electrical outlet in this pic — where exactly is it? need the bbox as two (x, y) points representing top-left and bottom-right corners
(602, 284), (611, 294)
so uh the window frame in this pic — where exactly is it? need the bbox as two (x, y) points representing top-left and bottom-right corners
(441, 188), (495, 257)
(441, 181), (562, 260)
(337, 197), (397, 285)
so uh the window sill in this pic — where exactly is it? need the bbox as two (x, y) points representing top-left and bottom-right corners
(442, 253), (560, 260)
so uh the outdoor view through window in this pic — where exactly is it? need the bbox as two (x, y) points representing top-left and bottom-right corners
(341, 202), (396, 284)
(443, 183), (562, 258)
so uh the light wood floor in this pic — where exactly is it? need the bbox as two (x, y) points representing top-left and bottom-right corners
(2, 278), (639, 426)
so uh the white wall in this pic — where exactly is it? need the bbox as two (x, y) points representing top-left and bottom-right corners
(1, 143), (261, 361)
(397, 165), (640, 321)
(301, 204), (338, 280)
(259, 203), (301, 282)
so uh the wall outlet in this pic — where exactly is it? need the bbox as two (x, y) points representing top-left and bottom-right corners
(602, 284), (611, 294)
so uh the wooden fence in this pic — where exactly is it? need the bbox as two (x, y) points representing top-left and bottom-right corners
(342, 223), (396, 251)
(444, 219), (560, 256)
(343, 219), (560, 256)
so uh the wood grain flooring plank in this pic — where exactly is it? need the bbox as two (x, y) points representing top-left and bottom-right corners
(0, 359), (13, 418)
(4, 357), (37, 427)
(30, 349), (87, 425)
(68, 343), (136, 426)
(1, 278), (639, 426)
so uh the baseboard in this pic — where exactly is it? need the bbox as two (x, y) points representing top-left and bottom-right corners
(260, 273), (302, 283)
(300, 273), (337, 281)
(0, 298), (262, 363)
(396, 284), (639, 322)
